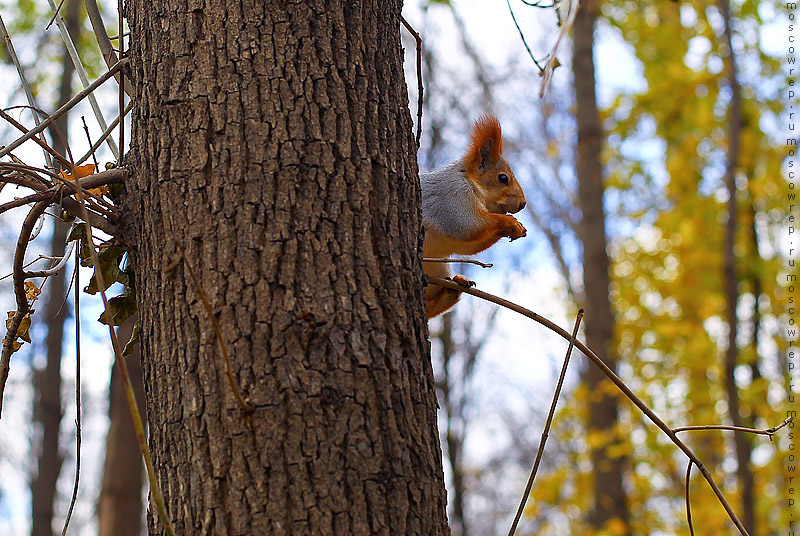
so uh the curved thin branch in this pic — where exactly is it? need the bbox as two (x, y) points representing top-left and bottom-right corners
(422, 257), (493, 268)
(25, 240), (76, 278)
(427, 276), (753, 536)
(673, 416), (793, 439)
(182, 252), (254, 414)
(686, 460), (695, 536)
(0, 199), (53, 417)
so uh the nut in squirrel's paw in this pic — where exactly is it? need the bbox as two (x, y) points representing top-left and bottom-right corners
(451, 274), (476, 288)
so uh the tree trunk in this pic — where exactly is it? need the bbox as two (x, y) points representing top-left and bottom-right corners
(30, 1), (80, 534)
(571, 0), (630, 532)
(717, 0), (755, 531)
(97, 317), (146, 536)
(125, 1), (449, 534)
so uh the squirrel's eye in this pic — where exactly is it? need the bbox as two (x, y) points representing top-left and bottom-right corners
(498, 173), (509, 185)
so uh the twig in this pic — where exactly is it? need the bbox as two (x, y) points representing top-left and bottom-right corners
(427, 276), (753, 536)
(0, 199), (52, 417)
(506, 0), (545, 72)
(0, 161), (62, 184)
(76, 101), (132, 166)
(182, 252), (254, 414)
(685, 460), (695, 536)
(81, 116), (99, 169)
(0, 108), (72, 169)
(520, 0), (555, 6)
(0, 167), (125, 234)
(401, 15), (423, 146)
(30, 212), (46, 240)
(672, 416), (794, 439)
(25, 240), (76, 278)
(508, 309), (583, 536)
(46, 0), (67, 29)
(46, 0), (119, 158)
(61, 246), (81, 536)
(0, 14), (54, 168)
(0, 60), (126, 161)
(422, 257), (493, 268)
(539, 0), (579, 98)
(71, 160), (176, 535)
(0, 190), (58, 217)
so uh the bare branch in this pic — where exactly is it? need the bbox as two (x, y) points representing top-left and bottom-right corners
(0, 14), (54, 168)
(0, 199), (53, 417)
(0, 60), (127, 161)
(61, 248), (81, 536)
(423, 257), (493, 268)
(427, 275), (755, 536)
(46, 0), (120, 158)
(0, 108), (72, 169)
(76, 101), (132, 166)
(685, 461), (695, 536)
(70, 158), (176, 535)
(508, 309), (583, 536)
(673, 416), (793, 439)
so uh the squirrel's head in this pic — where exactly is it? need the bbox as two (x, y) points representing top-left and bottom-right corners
(463, 115), (526, 215)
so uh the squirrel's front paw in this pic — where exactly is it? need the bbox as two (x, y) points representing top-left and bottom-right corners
(451, 274), (476, 288)
(505, 218), (527, 241)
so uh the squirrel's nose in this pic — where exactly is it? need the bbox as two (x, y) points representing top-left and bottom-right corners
(518, 200), (526, 211)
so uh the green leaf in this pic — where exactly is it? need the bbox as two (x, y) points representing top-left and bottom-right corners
(67, 223), (86, 242)
(122, 320), (141, 357)
(85, 246), (128, 295)
(98, 292), (138, 326)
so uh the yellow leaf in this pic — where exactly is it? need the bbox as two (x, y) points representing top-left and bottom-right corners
(59, 164), (108, 196)
(24, 281), (41, 302)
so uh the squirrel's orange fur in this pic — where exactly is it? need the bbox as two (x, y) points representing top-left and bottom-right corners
(420, 115), (527, 318)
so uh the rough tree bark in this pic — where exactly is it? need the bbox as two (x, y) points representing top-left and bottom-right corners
(126, 1), (449, 534)
(571, 0), (630, 532)
(97, 317), (146, 536)
(30, 1), (80, 534)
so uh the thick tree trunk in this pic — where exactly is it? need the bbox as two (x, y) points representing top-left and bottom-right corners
(97, 317), (146, 536)
(30, 2), (80, 534)
(571, 0), (630, 532)
(126, 1), (449, 534)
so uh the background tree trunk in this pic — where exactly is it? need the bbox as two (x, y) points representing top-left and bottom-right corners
(97, 317), (146, 536)
(571, 0), (630, 532)
(717, 0), (755, 531)
(30, 1), (81, 534)
(126, 1), (449, 534)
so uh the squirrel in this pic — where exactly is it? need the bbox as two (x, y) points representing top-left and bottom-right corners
(420, 115), (527, 318)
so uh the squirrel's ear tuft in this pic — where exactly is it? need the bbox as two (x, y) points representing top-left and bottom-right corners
(465, 115), (503, 173)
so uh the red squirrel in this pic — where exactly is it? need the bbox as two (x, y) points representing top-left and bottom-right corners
(421, 115), (527, 318)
